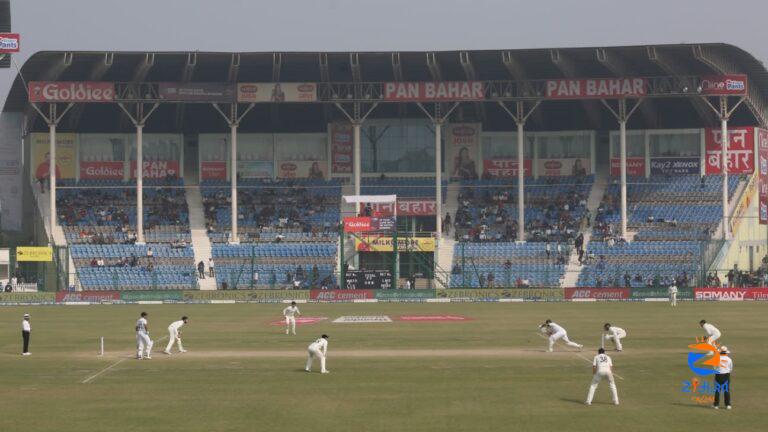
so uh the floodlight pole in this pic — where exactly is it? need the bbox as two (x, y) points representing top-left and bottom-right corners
(498, 100), (541, 243)
(29, 102), (75, 235)
(416, 102), (460, 241)
(213, 102), (255, 244)
(117, 102), (160, 244)
(601, 98), (643, 241)
(700, 95), (746, 240)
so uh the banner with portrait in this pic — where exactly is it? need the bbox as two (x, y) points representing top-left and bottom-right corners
(30, 132), (76, 180)
(445, 123), (480, 180)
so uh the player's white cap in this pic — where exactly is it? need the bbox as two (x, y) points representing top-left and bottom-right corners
(719, 346), (730, 354)
(23, 313), (30, 318)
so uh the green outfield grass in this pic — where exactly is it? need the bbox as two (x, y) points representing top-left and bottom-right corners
(0, 301), (765, 432)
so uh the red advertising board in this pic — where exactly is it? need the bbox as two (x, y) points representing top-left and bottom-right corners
(545, 78), (647, 99)
(29, 81), (115, 103)
(610, 157), (645, 176)
(344, 217), (372, 232)
(538, 158), (591, 177)
(331, 123), (353, 174)
(80, 161), (124, 180)
(564, 288), (630, 300)
(56, 291), (121, 302)
(482, 159), (532, 177)
(310, 289), (375, 301)
(370, 200), (436, 216)
(0, 33), (20, 53)
(759, 128), (768, 225)
(131, 160), (180, 179)
(200, 161), (227, 180)
(704, 127), (755, 175)
(383, 81), (484, 102)
(694, 288), (768, 301)
(699, 75), (748, 96)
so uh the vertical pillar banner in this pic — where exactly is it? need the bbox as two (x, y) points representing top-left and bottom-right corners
(758, 128), (768, 225)
(445, 123), (481, 180)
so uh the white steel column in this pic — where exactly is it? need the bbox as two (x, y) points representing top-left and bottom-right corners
(721, 109), (729, 240)
(435, 121), (443, 239)
(136, 124), (144, 244)
(230, 123), (239, 244)
(353, 122), (362, 200)
(619, 116), (628, 240)
(516, 119), (525, 243)
(49, 120), (57, 231)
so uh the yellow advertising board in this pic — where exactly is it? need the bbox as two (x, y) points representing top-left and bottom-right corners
(30, 133), (77, 180)
(355, 236), (436, 252)
(16, 246), (53, 262)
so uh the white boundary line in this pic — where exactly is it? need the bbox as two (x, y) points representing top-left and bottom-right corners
(82, 336), (168, 384)
(535, 332), (624, 380)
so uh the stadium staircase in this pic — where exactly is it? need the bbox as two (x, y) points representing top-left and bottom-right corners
(561, 167), (609, 288)
(33, 186), (79, 290)
(340, 182), (357, 272)
(435, 182), (461, 287)
(186, 186), (218, 290)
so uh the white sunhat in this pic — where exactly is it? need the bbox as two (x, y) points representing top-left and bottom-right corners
(23, 313), (30, 318)
(719, 346), (730, 354)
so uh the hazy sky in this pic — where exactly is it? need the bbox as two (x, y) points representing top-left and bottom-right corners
(2, 0), (767, 103)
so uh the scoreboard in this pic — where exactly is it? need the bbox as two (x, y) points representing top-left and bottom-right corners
(345, 270), (393, 289)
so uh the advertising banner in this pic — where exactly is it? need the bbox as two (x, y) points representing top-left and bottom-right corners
(130, 160), (180, 179)
(629, 287), (692, 299)
(650, 157), (700, 175)
(482, 159), (533, 178)
(80, 161), (124, 180)
(446, 123), (481, 179)
(158, 82), (235, 102)
(383, 81), (484, 102)
(438, 288), (563, 300)
(346, 270), (393, 290)
(237, 83), (317, 103)
(0, 292), (56, 303)
(694, 288), (768, 301)
(330, 122), (353, 174)
(310, 289), (375, 301)
(610, 157), (645, 176)
(343, 217), (372, 232)
(759, 128), (768, 224)
(545, 78), (647, 99)
(31, 132), (76, 180)
(16, 246), (53, 262)
(29, 81), (115, 103)
(375, 290), (434, 300)
(370, 200), (437, 216)
(200, 161), (227, 180)
(55, 291), (121, 302)
(0, 33), (20, 53)
(699, 75), (748, 96)
(564, 288), (630, 300)
(237, 160), (273, 179)
(120, 290), (184, 301)
(182, 290), (310, 301)
(355, 236), (436, 252)
(705, 127), (755, 175)
(277, 160), (327, 179)
(0, 112), (23, 231)
(537, 158), (591, 177)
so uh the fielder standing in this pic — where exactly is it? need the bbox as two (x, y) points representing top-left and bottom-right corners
(668, 284), (678, 307)
(135, 312), (153, 360)
(603, 323), (626, 351)
(283, 301), (301, 335)
(540, 319), (583, 352)
(21, 313), (31, 356)
(163, 316), (188, 355)
(713, 346), (732, 410)
(305, 334), (329, 373)
(700, 320), (722, 345)
(585, 348), (619, 406)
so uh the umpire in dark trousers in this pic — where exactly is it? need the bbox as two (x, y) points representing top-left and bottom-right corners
(21, 313), (31, 356)
(713, 346), (732, 409)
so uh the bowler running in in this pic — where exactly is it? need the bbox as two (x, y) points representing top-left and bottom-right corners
(585, 348), (619, 406)
(163, 316), (188, 355)
(539, 319), (583, 352)
(283, 301), (301, 335)
(305, 334), (329, 374)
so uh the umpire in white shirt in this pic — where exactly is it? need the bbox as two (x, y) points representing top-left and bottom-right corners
(713, 346), (733, 410)
(21, 313), (31, 355)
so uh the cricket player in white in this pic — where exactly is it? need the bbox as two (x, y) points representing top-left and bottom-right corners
(603, 323), (626, 351)
(163, 316), (188, 355)
(700, 320), (722, 344)
(540, 319), (583, 352)
(135, 312), (153, 359)
(586, 348), (619, 405)
(668, 284), (678, 307)
(305, 334), (329, 373)
(283, 301), (301, 335)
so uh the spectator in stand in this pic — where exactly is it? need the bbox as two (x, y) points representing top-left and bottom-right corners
(197, 261), (205, 279)
(624, 273), (631, 288)
(208, 258), (215, 277)
(146, 248), (154, 259)
(478, 273), (486, 288)
(452, 264), (462, 275)
(487, 272), (495, 288)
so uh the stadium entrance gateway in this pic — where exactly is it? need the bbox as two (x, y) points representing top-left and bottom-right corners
(24, 73), (750, 254)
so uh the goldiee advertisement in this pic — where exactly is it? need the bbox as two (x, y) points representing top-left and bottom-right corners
(0, 292), (56, 303)
(374, 290), (435, 300)
(439, 288), (563, 300)
(31, 132), (77, 180)
(121, 291), (184, 301)
(182, 290), (309, 302)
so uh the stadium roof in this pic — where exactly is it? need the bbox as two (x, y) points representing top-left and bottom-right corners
(5, 43), (768, 134)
